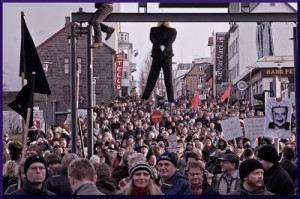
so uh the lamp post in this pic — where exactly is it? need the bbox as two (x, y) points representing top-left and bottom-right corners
(246, 66), (253, 104)
(42, 61), (52, 134)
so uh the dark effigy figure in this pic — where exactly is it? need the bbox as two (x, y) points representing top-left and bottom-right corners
(90, 3), (115, 48)
(142, 21), (177, 102)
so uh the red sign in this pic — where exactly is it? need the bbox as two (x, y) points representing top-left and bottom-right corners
(115, 53), (124, 90)
(151, 110), (163, 124)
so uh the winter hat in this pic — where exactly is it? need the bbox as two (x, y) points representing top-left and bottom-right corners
(257, 145), (279, 163)
(129, 161), (154, 179)
(24, 154), (47, 176)
(157, 152), (177, 167)
(239, 159), (264, 180)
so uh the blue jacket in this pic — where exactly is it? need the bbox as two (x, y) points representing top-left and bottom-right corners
(155, 170), (193, 195)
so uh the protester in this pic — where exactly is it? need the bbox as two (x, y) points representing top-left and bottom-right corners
(211, 153), (240, 195)
(8, 141), (22, 164)
(279, 146), (297, 185)
(4, 161), (25, 194)
(45, 153), (79, 195)
(155, 152), (193, 195)
(2, 160), (18, 194)
(68, 158), (104, 195)
(96, 163), (118, 195)
(187, 160), (219, 195)
(10, 155), (55, 195)
(257, 144), (294, 195)
(116, 161), (163, 195)
(229, 159), (274, 195)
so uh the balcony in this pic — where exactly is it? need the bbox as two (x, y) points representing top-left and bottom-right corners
(130, 63), (137, 73)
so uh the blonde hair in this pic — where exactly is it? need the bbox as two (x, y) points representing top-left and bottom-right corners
(116, 178), (164, 195)
(3, 160), (18, 177)
(157, 21), (170, 27)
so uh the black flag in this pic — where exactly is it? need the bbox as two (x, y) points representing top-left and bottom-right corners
(19, 13), (51, 95)
(9, 13), (51, 127)
(8, 75), (35, 127)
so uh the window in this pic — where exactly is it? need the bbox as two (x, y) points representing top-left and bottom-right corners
(64, 58), (69, 74)
(121, 86), (128, 97)
(199, 76), (204, 84)
(198, 65), (203, 72)
(124, 71), (128, 79)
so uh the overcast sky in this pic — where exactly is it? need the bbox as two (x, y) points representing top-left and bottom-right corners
(2, 2), (296, 91)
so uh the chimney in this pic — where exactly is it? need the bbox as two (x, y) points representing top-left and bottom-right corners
(65, 16), (71, 26)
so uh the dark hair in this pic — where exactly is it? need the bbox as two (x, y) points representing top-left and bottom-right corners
(185, 152), (199, 162)
(46, 153), (62, 165)
(282, 146), (295, 160)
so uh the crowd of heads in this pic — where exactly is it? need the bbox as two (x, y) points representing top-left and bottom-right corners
(2, 94), (297, 195)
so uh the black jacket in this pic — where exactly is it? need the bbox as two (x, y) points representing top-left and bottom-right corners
(96, 177), (118, 195)
(280, 159), (297, 184)
(229, 184), (274, 195)
(150, 25), (177, 59)
(9, 180), (55, 196)
(45, 170), (72, 195)
(264, 163), (294, 195)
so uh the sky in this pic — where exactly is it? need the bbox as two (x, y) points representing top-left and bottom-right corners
(2, 2), (297, 91)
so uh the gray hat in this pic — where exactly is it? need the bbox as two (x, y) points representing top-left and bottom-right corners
(218, 154), (239, 166)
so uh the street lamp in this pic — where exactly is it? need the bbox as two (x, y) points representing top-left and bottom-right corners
(42, 61), (52, 133)
(246, 65), (253, 104)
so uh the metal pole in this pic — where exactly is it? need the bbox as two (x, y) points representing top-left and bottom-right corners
(87, 25), (94, 159)
(293, 26), (297, 111)
(70, 25), (77, 154)
(273, 76), (281, 154)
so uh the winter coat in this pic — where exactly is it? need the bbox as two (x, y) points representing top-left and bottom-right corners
(264, 163), (294, 195)
(155, 170), (193, 195)
(96, 177), (118, 195)
(280, 159), (297, 184)
(9, 180), (55, 196)
(191, 181), (219, 195)
(45, 169), (72, 195)
(229, 184), (274, 195)
(72, 183), (104, 195)
(112, 165), (129, 184)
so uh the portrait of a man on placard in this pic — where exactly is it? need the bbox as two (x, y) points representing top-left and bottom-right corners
(264, 98), (292, 139)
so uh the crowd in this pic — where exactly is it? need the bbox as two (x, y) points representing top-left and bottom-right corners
(2, 93), (297, 195)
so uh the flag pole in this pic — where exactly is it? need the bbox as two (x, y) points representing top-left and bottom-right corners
(20, 11), (27, 157)
(21, 72), (36, 160)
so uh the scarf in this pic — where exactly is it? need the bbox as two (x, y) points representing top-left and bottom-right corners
(191, 183), (203, 195)
(131, 187), (150, 195)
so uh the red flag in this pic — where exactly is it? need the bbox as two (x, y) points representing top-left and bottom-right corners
(221, 82), (232, 102)
(191, 92), (200, 108)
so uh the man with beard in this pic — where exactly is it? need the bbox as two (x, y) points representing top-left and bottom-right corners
(229, 159), (274, 195)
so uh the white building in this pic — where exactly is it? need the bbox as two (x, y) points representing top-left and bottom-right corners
(227, 2), (296, 103)
(118, 32), (137, 96)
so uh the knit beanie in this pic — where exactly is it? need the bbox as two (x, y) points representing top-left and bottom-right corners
(157, 151), (177, 167)
(257, 145), (279, 163)
(129, 161), (154, 179)
(24, 154), (47, 176)
(239, 159), (264, 180)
